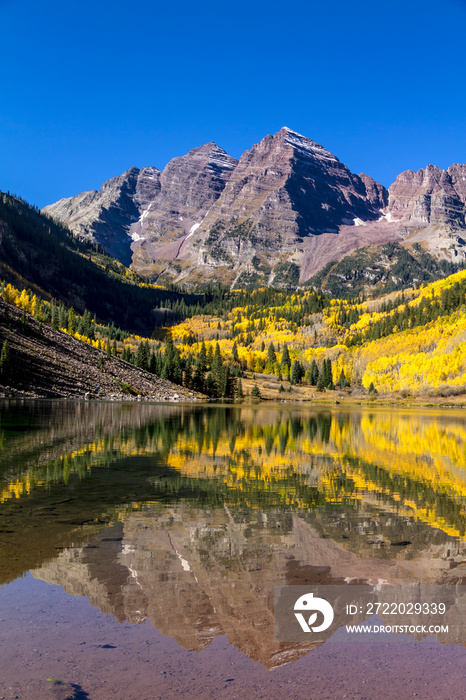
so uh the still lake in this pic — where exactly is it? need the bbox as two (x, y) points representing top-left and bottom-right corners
(0, 400), (465, 699)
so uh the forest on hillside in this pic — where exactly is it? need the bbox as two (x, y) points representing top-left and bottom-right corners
(0, 192), (204, 333)
(3, 266), (466, 399)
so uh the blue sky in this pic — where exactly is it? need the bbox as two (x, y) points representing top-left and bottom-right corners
(1, 0), (466, 207)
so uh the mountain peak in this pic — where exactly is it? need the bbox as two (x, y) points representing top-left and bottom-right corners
(274, 126), (339, 163)
(170, 142), (237, 173)
(279, 125), (305, 137)
(42, 129), (402, 289)
(188, 141), (218, 153)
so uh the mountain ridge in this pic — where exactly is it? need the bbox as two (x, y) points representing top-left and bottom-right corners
(43, 128), (466, 290)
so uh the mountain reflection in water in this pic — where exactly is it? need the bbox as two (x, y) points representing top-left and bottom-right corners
(0, 400), (465, 668)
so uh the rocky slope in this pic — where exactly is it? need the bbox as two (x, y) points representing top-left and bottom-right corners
(386, 163), (466, 263)
(0, 298), (201, 400)
(42, 167), (160, 266)
(130, 143), (238, 279)
(43, 144), (237, 271)
(43, 128), (466, 289)
(304, 161), (466, 296)
(308, 241), (459, 298)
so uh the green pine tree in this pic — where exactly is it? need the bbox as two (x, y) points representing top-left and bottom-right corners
(58, 304), (66, 329)
(291, 360), (304, 385)
(281, 342), (291, 370)
(184, 363), (192, 388)
(310, 359), (319, 385)
(67, 307), (75, 334)
(322, 359), (334, 389)
(197, 341), (208, 372)
(0, 340), (10, 375)
(337, 369), (349, 388)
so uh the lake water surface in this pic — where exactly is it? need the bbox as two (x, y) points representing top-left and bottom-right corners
(0, 401), (465, 699)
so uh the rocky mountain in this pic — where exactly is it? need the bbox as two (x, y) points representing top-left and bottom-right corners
(173, 127), (391, 288)
(43, 143), (237, 270)
(388, 163), (466, 220)
(42, 166), (159, 266)
(130, 142), (238, 278)
(386, 163), (466, 262)
(43, 129), (466, 290)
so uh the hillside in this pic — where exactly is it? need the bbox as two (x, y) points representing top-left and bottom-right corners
(0, 192), (201, 334)
(0, 297), (201, 400)
(2, 232), (466, 403)
(307, 242), (461, 298)
(3, 181), (466, 403)
(165, 270), (466, 401)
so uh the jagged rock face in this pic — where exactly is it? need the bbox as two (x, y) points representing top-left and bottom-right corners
(389, 165), (458, 216)
(410, 191), (465, 227)
(387, 164), (466, 263)
(448, 163), (466, 201)
(43, 128), (466, 288)
(43, 167), (161, 266)
(389, 164), (466, 227)
(177, 128), (389, 287)
(130, 143), (238, 277)
(358, 172), (388, 210)
(199, 128), (387, 236)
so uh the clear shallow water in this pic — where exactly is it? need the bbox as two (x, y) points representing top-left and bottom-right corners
(0, 400), (465, 699)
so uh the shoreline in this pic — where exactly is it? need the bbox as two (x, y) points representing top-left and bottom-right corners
(1, 388), (465, 410)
